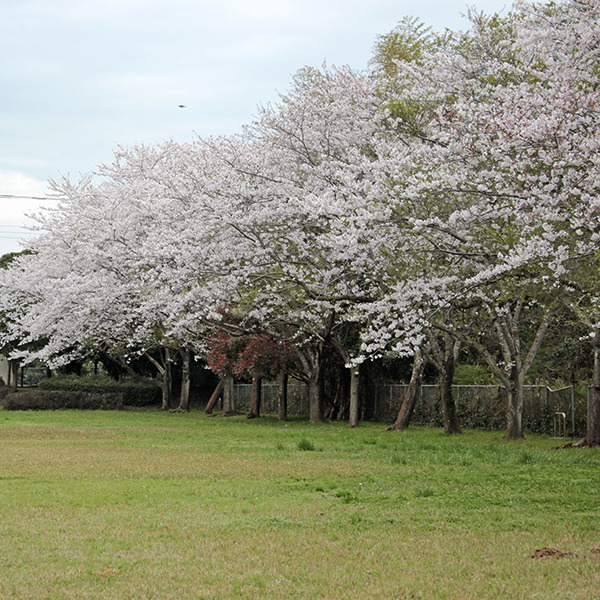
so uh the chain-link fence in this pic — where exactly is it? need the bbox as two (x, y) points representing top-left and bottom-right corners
(10, 365), (47, 387)
(9, 364), (590, 437)
(370, 384), (585, 437)
(233, 381), (587, 437)
(233, 381), (309, 416)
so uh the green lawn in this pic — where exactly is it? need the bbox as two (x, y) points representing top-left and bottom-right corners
(0, 409), (598, 599)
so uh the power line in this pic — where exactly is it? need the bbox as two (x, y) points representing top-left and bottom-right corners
(0, 194), (63, 201)
(0, 231), (36, 235)
(0, 226), (38, 232)
(0, 225), (40, 239)
(0, 224), (47, 230)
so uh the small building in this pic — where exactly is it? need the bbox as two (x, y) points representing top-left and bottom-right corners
(0, 355), (9, 385)
(0, 355), (18, 387)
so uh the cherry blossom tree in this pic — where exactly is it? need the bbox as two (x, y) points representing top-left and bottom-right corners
(365, 0), (600, 439)
(195, 66), (391, 422)
(0, 140), (240, 409)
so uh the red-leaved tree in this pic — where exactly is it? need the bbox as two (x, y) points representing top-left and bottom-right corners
(206, 332), (295, 418)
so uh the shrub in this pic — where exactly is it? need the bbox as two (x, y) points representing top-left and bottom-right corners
(38, 375), (161, 406)
(1, 390), (123, 411)
(297, 437), (315, 451)
(453, 364), (497, 386)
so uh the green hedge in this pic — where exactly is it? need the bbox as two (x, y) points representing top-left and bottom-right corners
(37, 375), (161, 406)
(2, 389), (123, 411)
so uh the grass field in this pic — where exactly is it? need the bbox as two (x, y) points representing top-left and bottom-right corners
(0, 409), (599, 599)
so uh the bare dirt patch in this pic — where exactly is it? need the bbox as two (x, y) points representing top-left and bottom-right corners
(531, 547), (577, 559)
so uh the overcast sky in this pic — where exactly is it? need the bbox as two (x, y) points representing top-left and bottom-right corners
(0, 0), (510, 255)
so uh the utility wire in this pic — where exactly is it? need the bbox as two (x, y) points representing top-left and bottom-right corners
(0, 225), (40, 239)
(0, 225), (38, 232)
(0, 194), (63, 201)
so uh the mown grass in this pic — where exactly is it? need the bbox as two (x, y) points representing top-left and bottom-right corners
(0, 409), (599, 599)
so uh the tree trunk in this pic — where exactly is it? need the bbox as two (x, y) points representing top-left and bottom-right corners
(204, 379), (225, 415)
(297, 310), (335, 423)
(177, 348), (191, 412)
(222, 376), (236, 415)
(439, 371), (461, 435)
(247, 375), (262, 418)
(349, 365), (360, 428)
(440, 336), (461, 434)
(330, 335), (360, 427)
(441, 303), (549, 441)
(581, 328), (600, 447)
(147, 347), (174, 411)
(278, 371), (288, 421)
(297, 345), (326, 423)
(504, 367), (525, 440)
(161, 348), (173, 411)
(308, 358), (325, 423)
(388, 348), (426, 431)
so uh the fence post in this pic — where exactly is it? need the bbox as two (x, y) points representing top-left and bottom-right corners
(374, 385), (378, 421)
(223, 378), (235, 414)
(588, 386), (591, 430)
(571, 385), (576, 439)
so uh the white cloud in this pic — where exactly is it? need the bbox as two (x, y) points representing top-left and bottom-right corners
(0, 169), (47, 199)
(0, 170), (54, 255)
